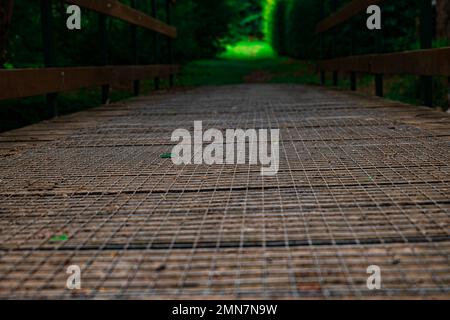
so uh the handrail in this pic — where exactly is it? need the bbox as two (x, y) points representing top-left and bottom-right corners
(316, 0), (387, 34)
(0, 0), (178, 112)
(316, 0), (440, 107)
(0, 65), (180, 100)
(318, 47), (450, 76)
(65, 0), (177, 38)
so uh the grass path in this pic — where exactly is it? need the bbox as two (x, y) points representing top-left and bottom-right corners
(178, 40), (317, 86)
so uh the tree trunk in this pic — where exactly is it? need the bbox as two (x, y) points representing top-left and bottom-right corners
(0, 0), (14, 67)
(436, 0), (450, 39)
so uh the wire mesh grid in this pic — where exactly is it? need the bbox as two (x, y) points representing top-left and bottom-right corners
(0, 84), (449, 299)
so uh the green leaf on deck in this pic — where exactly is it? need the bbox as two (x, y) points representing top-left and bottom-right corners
(50, 234), (69, 242)
(160, 153), (173, 159)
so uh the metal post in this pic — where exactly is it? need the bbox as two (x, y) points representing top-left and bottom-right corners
(448, 77), (450, 109)
(375, 27), (384, 97)
(319, 0), (325, 85)
(131, 0), (140, 96)
(420, 0), (433, 107)
(152, 0), (160, 90)
(40, 0), (58, 116)
(350, 19), (356, 91)
(350, 72), (357, 91)
(375, 75), (383, 97)
(99, 14), (109, 104)
(166, 0), (174, 87)
(332, 0), (338, 87)
(0, 0), (14, 68)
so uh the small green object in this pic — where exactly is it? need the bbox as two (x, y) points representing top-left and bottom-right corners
(50, 234), (68, 242)
(368, 176), (373, 182)
(160, 153), (172, 159)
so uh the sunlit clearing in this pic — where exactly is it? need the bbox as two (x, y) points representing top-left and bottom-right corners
(219, 40), (276, 60)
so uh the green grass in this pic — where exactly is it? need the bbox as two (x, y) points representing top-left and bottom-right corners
(178, 40), (316, 87)
(218, 40), (276, 60)
(177, 58), (317, 87)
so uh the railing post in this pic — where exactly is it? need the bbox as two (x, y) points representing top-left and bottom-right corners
(131, 0), (140, 96)
(0, 0), (14, 68)
(131, 0), (141, 96)
(152, 0), (160, 90)
(40, 0), (58, 116)
(350, 72), (357, 91)
(319, 0), (325, 86)
(375, 26), (384, 97)
(350, 18), (356, 91)
(332, 0), (338, 87)
(99, 14), (109, 104)
(420, 0), (433, 107)
(448, 77), (450, 109)
(166, 0), (174, 87)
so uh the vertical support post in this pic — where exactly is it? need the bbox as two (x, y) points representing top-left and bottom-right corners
(350, 72), (357, 91)
(350, 19), (356, 91)
(0, 0), (14, 68)
(420, 0), (433, 107)
(319, 0), (325, 85)
(375, 27), (384, 97)
(40, 0), (58, 116)
(448, 77), (450, 110)
(166, 0), (174, 87)
(152, 0), (160, 90)
(99, 14), (109, 104)
(375, 74), (383, 97)
(332, 0), (338, 87)
(131, 0), (140, 96)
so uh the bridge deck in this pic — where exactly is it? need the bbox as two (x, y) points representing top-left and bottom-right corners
(0, 84), (449, 299)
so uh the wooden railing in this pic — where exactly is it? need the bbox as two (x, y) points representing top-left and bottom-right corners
(316, 0), (450, 107)
(0, 0), (178, 114)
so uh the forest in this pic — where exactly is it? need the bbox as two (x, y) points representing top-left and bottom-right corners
(0, 0), (449, 132)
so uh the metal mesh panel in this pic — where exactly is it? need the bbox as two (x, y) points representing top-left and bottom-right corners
(0, 84), (449, 299)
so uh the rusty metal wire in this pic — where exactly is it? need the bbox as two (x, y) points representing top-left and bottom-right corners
(0, 84), (449, 299)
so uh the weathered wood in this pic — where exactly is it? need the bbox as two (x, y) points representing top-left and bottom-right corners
(420, 0), (433, 107)
(130, 0), (140, 96)
(152, 0), (160, 90)
(166, 0), (174, 87)
(40, 0), (59, 115)
(65, 0), (177, 38)
(436, 0), (450, 40)
(99, 14), (110, 104)
(331, 0), (339, 87)
(318, 47), (450, 76)
(0, 65), (180, 100)
(316, 0), (387, 33)
(0, 0), (14, 66)
(0, 84), (449, 299)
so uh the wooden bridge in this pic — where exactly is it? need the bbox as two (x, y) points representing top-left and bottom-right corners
(0, 0), (449, 299)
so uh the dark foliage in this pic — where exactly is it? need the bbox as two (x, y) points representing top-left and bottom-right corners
(284, 0), (320, 59)
(268, 0), (422, 59)
(3, 0), (236, 68)
(226, 0), (264, 42)
(270, 0), (287, 55)
(176, 0), (234, 60)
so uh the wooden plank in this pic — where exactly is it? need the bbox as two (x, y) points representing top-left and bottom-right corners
(316, 0), (387, 33)
(0, 65), (180, 100)
(318, 47), (450, 76)
(65, 0), (177, 38)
